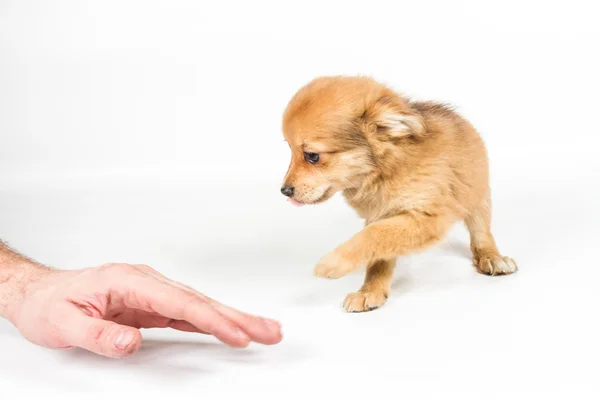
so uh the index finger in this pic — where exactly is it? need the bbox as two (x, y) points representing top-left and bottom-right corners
(131, 265), (283, 345)
(116, 274), (251, 348)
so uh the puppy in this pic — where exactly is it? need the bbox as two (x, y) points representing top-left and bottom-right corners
(280, 76), (517, 312)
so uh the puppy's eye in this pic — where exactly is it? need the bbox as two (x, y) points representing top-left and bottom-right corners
(303, 152), (320, 164)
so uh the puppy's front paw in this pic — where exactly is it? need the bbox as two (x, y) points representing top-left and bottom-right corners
(313, 251), (356, 279)
(477, 255), (518, 276)
(343, 291), (388, 313)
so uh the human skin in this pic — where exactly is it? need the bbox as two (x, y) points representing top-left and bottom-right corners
(0, 241), (282, 358)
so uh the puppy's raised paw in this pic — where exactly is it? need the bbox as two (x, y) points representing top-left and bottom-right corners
(477, 255), (518, 276)
(313, 251), (357, 279)
(343, 291), (388, 313)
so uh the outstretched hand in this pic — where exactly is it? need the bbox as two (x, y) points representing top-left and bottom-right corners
(8, 263), (282, 358)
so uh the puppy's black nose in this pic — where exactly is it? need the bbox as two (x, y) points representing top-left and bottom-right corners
(281, 185), (295, 197)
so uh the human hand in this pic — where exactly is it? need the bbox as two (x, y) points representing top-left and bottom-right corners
(6, 263), (282, 358)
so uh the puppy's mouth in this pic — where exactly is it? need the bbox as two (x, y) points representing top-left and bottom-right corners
(288, 197), (306, 207)
(288, 188), (333, 207)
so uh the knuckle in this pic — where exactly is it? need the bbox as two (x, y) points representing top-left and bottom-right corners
(181, 295), (203, 314)
(102, 263), (139, 275)
(97, 262), (116, 271)
(135, 264), (152, 272)
(119, 264), (138, 274)
(134, 264), (160, 277)
(180, 295), (212, 321)
(88, 323), (108, 343)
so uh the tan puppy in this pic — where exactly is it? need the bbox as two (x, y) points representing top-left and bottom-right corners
(280, 76), (517, 312)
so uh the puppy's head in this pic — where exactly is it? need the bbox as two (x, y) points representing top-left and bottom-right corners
(280, 76), (425, 206)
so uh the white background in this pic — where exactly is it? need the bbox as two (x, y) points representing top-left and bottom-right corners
(1, 0), (599, 399)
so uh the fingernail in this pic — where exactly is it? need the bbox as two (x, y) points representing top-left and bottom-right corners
(234, 328), (250, 346)
(115, 330), (135, 350)
(264, 319), (281, 333)
(235, 327), (250, 341)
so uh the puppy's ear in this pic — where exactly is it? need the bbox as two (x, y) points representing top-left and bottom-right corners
(367, 95), (425, 138)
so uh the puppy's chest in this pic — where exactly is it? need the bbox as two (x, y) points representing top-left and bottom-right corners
(348, 185), (436, 224)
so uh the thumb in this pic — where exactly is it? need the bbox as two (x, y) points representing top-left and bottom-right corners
(64, 316), (142, 358)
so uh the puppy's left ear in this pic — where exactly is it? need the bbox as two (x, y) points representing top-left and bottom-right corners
(368, 95), (426, 138)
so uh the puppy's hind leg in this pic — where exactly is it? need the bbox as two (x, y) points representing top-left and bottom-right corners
(344, 258), (396, 313)
(465, 195), (517, 276)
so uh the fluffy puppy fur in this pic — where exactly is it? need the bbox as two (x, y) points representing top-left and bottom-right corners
(280, 76), (517, 312)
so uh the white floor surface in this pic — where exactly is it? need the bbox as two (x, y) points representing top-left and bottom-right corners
(1, 177), (599, 399)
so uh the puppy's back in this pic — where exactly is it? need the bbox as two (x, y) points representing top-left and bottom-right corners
(410, 100), (490, 215)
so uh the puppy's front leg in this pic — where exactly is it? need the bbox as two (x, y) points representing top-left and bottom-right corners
(314, 212), (453, 279)
(344, 258), (396, 312)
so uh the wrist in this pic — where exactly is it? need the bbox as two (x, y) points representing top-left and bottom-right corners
(0, 260), (52, 325)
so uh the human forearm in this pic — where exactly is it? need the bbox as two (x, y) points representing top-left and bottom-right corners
(0, 241), (50, 323)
